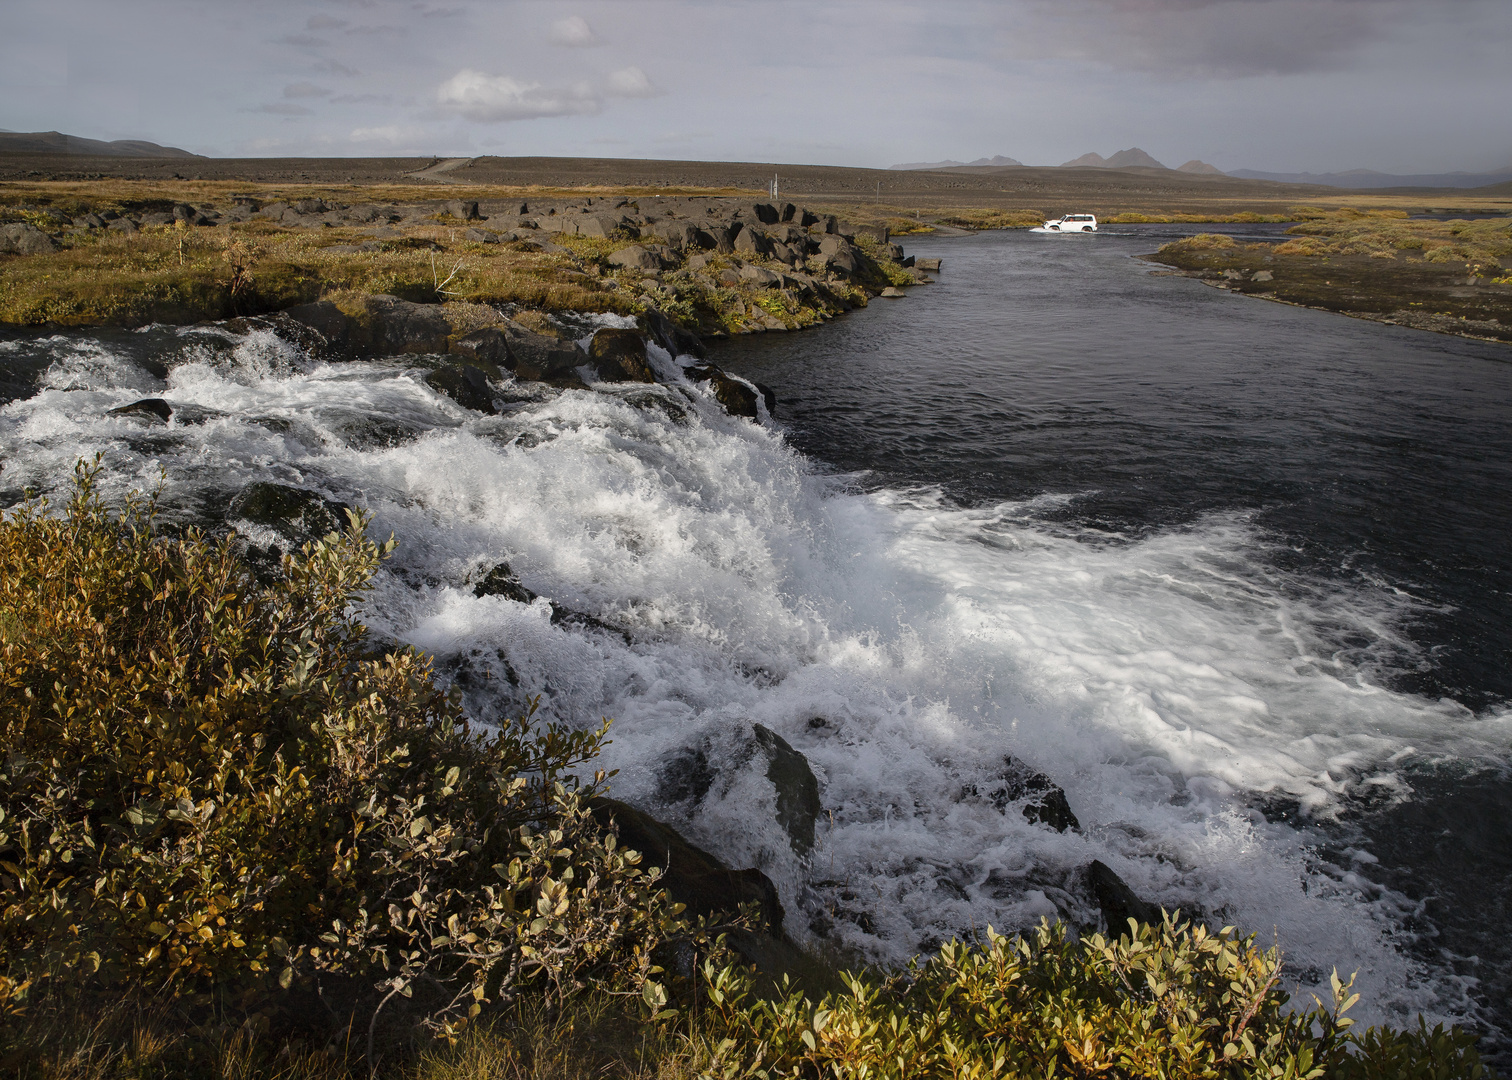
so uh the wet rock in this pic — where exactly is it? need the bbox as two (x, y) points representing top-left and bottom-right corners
(229, 482), (349, 541)
(977, 755), (1080, 833)
(588, 796), (785, 935)
(108, 397), (173, 423)
(0, 222), (59, 255)
(425, 361), (502, 414)
(753, 724), (822, 855)
(1087, 860), (1161, 936)
(640, 305), (706, 359)
(473, 562), (538, 605)
(588, 328), (655, 383)
(658, 746), (716, 806)
(685, 364), (771, 419)
(501, 324), (587, 383)
(281, 301), (353, 350)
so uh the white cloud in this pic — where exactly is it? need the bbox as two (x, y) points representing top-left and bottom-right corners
(436, 68), (599, 121)
(606, 66), (659, 98)
(548, 15), (598, 46)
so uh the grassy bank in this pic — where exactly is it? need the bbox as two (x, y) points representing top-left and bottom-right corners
(0, 181), (908, 336)
(1147, 208), (1512, 343)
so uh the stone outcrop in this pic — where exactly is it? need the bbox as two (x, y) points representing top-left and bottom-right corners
(969, 755), (1081, 833)
(0, 222), (58, 255)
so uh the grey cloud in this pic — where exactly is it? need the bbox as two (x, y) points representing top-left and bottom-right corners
(275, 33), (329, 47)
(284, 82), (332, 98)
(330, 92), (393, 104)
(345, 24), (403, 36)
(1007, 0), (1401, 77)
(253, 102), (314, 116)
(421, 6), (465, 18)
(306, 15), (347, 30)
(313, 58), (361, 77)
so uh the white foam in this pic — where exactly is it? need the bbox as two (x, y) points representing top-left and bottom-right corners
(2, 328), (1502, 1027)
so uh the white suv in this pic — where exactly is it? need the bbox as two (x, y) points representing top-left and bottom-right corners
(1043, 214), (1098, 232)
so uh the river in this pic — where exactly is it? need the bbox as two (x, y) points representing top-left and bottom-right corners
(1, 223), (1508, 1048)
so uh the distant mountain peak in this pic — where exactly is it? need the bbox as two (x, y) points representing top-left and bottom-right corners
(1176, 159), (1223, 175)
(889, 153), (1023, 170)
(1060, 148), (1169, 170)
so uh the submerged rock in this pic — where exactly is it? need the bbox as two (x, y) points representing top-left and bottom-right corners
(685, 364), (766, 418)
(229, 482), (349, 541)
(656, 722), (821, 857)
(473, 562), (537, 605)
(753, 724), (822, 855)
(425, 360), (502, 414)
(108, 398), (173, 423)
(972, 755), (1081, 833)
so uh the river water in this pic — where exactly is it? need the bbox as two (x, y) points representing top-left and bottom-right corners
(1, 224), (1508, 1047)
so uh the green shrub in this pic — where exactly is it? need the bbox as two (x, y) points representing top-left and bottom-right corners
(697, 916), (1490, 1080)
(0, 462), (682, 1051)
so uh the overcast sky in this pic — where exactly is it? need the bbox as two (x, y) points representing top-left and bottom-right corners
(3, 0), (1510, 174)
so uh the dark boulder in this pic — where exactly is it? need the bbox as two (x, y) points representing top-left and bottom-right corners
(753, 724), (822, 855)
(445, 199), (483, 221)
(464, 227), (499, 244)
(292, 198), (329, 215)
(229, 482), (349, 541)
(0, 222), (59, 255)
(1087, 860), (1161, 937)
(363, 294), (452, 355)
(733, 225), (773, 258)
(281, 301), (354, 350)
(425, 361), (501, 414)
(588, 328), (655, 383)
(106, 218), (138, 234)
(107, 397), (172, 423)
(658, 746), (717, 806)
(588, 797), (785, 936)
(607, 244), (675, 271)
(746, 203), (780, 225)
(450, 327), (511, 367)
(139, 211), (175, 227)
(502, 324), (587, 383)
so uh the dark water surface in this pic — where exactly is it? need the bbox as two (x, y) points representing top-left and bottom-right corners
(714, 224), (1512, 1042)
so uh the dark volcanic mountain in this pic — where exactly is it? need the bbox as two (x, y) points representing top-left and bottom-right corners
(0, 130), (200, 158)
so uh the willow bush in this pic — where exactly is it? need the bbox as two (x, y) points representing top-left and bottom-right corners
(0, 461), (684, 1052)
(695, 917), (1489, 1080)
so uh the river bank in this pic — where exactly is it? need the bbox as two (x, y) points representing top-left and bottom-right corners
(1145, 210), (1512, 344)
